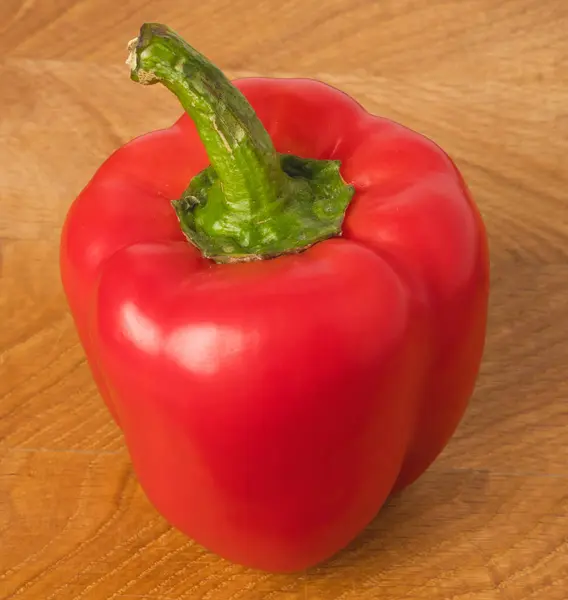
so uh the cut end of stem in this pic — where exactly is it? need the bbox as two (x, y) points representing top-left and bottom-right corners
(125, 37), (138, 70)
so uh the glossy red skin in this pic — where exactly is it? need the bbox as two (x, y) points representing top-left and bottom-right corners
(60, 78), (490, 572)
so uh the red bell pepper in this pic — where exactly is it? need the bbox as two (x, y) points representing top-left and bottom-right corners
(60, 23), (489, 572)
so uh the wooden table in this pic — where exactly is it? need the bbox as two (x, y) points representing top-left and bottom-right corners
(1, 1), (567, 598)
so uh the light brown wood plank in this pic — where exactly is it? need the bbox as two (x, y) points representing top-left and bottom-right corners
(1, 0), (566, 87)
(1, 450), (567, 599)
(0, 240), (122, 454)
(437, 264), (568, 474)
(1, 0), (567, 597)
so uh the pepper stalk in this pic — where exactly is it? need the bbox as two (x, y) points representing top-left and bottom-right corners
(127, 23), (354, 263)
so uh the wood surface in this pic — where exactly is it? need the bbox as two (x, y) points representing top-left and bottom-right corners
(1, 0), (567, 598)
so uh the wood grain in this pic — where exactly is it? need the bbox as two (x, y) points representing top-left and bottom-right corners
(1, 0), (567, 598)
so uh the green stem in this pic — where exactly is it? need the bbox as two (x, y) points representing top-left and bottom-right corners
(128, 23), (354, 262)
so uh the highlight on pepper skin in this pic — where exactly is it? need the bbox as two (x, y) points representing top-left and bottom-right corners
(120, 300), (251, 375)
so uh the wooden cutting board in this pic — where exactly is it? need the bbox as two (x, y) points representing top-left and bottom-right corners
(1, 1), (566, 598)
